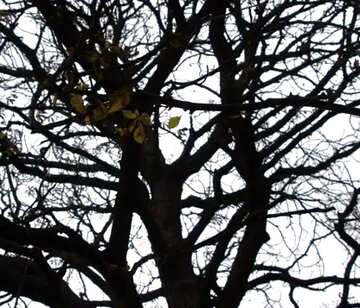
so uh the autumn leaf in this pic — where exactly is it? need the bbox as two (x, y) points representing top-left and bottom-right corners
(70, 94), (86, 114)
(115, 127), (127, 137)
(122, 109), (139, 119)
(133, 124), (146, 144)
(108, 90), (130, 114)
(139, 113), (151, 126)
(168, 116), (181, 129)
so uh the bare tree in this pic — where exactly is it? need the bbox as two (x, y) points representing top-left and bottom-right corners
(0, 0), (360, 307)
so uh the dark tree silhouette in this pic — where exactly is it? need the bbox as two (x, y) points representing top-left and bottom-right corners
(0, 0), (360, 307)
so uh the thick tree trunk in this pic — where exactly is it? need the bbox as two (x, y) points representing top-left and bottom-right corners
(139, 175), (210, 308)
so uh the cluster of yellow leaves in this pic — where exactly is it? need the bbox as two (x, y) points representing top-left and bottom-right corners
(69, 89), (130, 121)
(69, 90), (151, 144)
(80, 44), (132, 76)
(115, 110), (151, 144)
(108, 90), (130, 112)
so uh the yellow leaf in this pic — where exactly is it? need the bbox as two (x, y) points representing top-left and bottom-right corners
(168, 116), (181, 129)
(114, 127), (126, 137)
(122, 109), (139, 119)
(70, 94), (86, 114)
(108, 90), (130, 114)
(139, 113), (151, 126)
(108, 98), (124, 113)
(133, 124), (146, 144)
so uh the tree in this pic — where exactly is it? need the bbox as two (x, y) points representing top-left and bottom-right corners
(0, 0), (360, 307)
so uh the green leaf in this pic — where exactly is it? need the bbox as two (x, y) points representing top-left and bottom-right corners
(114, 127), (127, 137)
(168, 116), (181, 129)
(133, 124), (146, 144)
(139, 113), (151, 126)
(122, 109), (139, 119)
(108, 90), (130, 114)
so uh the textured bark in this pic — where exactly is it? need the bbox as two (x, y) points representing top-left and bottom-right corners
(142, 176), (210, 308)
